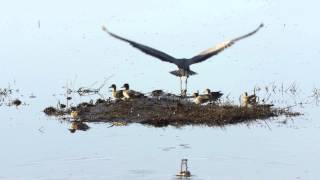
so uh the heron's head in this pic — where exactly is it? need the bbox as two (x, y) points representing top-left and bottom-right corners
(121, 83), (129, 90)
(259, 23), (264, 28)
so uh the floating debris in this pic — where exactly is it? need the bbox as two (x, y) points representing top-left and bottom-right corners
(76, 76), (113, 96)
(59, 103), (66, 109)
(176, 159), (191, 177)
(77, 87), (101, 96)
(12, 99), (22, 106)
(43, 107), (63, 116)
(29, 94), (36, 99)
(0, 88), (12, 97)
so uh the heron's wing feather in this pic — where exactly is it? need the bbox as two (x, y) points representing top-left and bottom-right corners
(102, 26), (177, 64)
(188, 23), (264, 65)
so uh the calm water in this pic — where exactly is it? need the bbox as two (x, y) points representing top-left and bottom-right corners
(1, 0), (320, 179)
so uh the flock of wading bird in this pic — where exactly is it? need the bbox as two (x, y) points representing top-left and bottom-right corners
(103, 23), (264, 106)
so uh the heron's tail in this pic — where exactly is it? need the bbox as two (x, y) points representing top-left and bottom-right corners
(170, 69), (197, 77)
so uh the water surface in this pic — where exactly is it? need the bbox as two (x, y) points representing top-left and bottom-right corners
(1, 0), (320, 179)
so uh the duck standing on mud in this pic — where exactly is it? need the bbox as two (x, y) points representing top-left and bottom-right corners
(102, 24), (264, 95)
(150, 89), (181, 101)
(242, 92), (257, 107)
(109, 84), (124, 100)
(193, 91), (210, 105)
(151, 89), (165, 97)
(121, 83), (145, 100)
(204, 89), (223, 102)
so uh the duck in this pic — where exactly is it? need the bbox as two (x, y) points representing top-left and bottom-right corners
(193, 91), (210, 105)
(151, 89), (165, 97)
(150, 89), (181, 101)
(70, 110), (79, 119)
(109, 84), (124, 100)
(203, 89), (223, 102)
(242, 92), (257, 107)
(121, 83), (145, 100)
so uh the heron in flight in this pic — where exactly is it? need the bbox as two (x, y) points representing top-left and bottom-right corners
(102, 23), (263, 95)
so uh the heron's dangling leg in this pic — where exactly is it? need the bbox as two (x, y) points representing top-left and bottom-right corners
(185, 77), (188, 94)
(179, 76), (182, 94)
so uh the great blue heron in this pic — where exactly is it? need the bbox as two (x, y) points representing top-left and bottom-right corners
(102, 23), (263, 95)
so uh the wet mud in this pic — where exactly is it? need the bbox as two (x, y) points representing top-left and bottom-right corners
(43, 97), (299, 127)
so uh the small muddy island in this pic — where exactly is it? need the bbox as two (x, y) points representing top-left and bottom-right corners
(43, 96), (299, 127)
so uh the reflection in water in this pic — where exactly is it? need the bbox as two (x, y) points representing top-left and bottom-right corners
(68, 121), (90, 133)
(0, 86), (24, 107)
(176, 159), (191, 178)
(311, 88), (320, 105)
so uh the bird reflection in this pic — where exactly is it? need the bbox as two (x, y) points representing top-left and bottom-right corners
(68, 121), (90, 133)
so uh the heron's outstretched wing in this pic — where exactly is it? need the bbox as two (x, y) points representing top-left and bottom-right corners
(188, 23), (264, 65)
(102, 26), (177, 64)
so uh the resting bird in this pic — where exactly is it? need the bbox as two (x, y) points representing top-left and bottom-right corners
(151, 89), (165, 97)
(121, 83), (145, 100)
(102, 23), (263, 95)
(150, 89), (181, 101)
(204, 89), (223, 102)
(193, 91), (210, 105)
(242, 92), (257, 107)
(109, 84), (124, 100)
